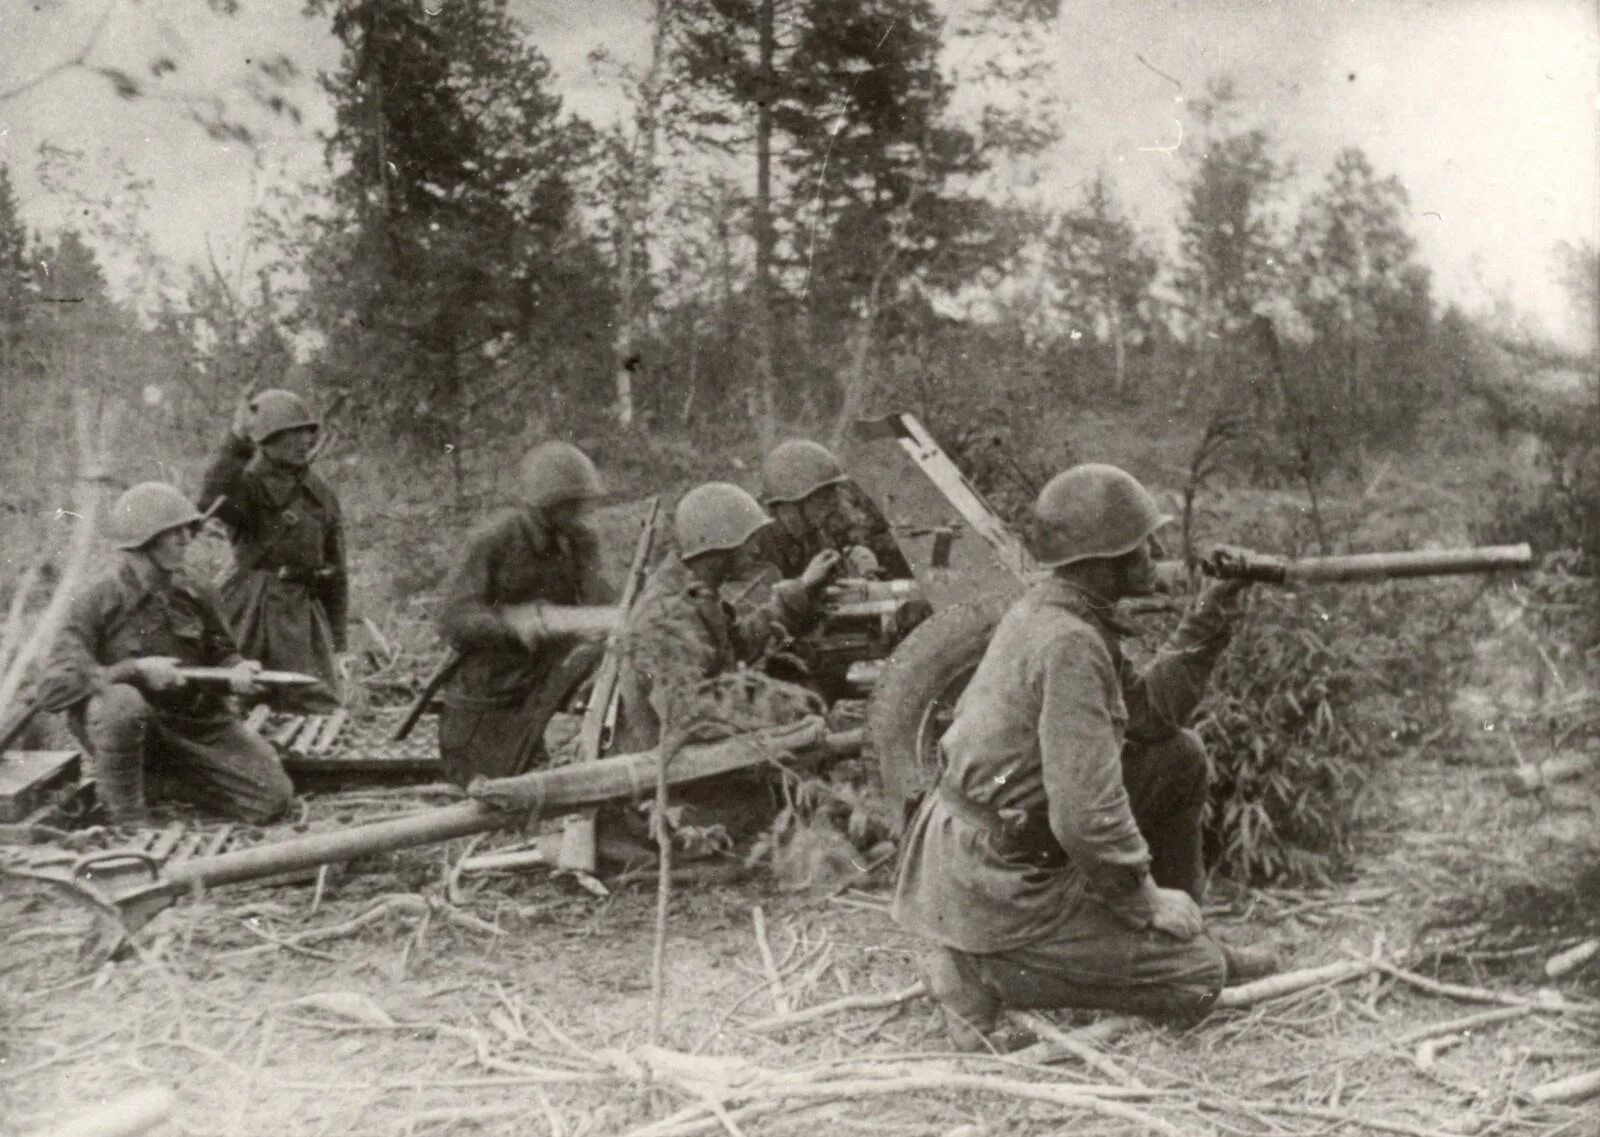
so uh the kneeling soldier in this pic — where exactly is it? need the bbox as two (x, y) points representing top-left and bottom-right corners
(436, 442), (614, 785)
(612, 481), (841, 755)
(894, 463), (1277, 1049)
(39, 483), (294, 826)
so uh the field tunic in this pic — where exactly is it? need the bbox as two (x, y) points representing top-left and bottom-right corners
(199, 436), (348, 706)
(893, 577), (1233, 955)
(610, 551), (818, 755)
(752, 484), (911, 581)
(39, 555), (243, 717)
(37, 553), (292, 823)
(435, 504), (613, 781)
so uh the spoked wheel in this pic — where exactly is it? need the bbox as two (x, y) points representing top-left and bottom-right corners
(866, 598), (1007, 830)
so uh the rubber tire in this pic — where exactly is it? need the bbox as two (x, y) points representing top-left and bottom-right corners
(867, 596), (1009, 830)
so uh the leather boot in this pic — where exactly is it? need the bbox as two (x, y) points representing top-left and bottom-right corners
(1221, 941), (1282, 985)
(919, 946), (1000, 1052)
(93, 746), (151, 826)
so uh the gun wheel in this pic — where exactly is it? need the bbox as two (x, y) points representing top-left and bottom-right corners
(866, 597), (1007, 831)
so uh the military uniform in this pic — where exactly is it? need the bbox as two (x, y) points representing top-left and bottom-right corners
(610, 551), (821, 755)
(751, 485), (911, 581)
(894, 577), (1236, 1022)
(436, 504), (613, 784)
(199, 435), (348, 710)
(38, 555), (294, 824)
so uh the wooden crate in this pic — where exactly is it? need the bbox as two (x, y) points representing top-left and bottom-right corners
(0, 750), (82, 822)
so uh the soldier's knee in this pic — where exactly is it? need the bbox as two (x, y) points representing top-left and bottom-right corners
(85, 684), (153, 745)
(239, 765), (294, 824)
(1161, 728), (1209, 797)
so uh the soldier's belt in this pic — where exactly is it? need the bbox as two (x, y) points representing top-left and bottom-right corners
(936, 783), (1066, 868)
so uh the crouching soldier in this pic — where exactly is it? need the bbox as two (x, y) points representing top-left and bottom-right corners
(894, 464), (1278, 1050)
(199, 389), (347, 711)
(38, 483), (294, 826)
(436, 442), (614, 785)
(756, 439), (911, 580)
(612, 481), (842, 755)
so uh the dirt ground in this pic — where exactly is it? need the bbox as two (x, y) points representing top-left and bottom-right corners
(3, 729), (1596, 1137)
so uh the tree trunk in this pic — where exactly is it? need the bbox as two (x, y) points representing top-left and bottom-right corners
(752, 0), (777, 452)
(613, 0), (674, 430)
(1109, 304), (1126, 397)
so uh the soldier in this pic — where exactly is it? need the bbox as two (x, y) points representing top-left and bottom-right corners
(436, 441), (614, 785)
(893, 463), (1278, 1050)
(199, 389), (347, 711)
(611, 481), (842, 757)
(756, 439), (911, 580)
(37, 483), (294, 826)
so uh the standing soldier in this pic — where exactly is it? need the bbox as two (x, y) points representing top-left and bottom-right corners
(38, 483), (294, 826)
(756, 439), (911, 580)
(436, 442), (614, 785)
(893, 464), (1278, 1050)
(199, 389), (347, 711)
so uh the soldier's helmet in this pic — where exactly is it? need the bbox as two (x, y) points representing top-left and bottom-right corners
(761, 439), (847, 504)
(109, 482), (204, 551)
(1031, 463), (1172, 568)
(674, 482), (773, 560)
(519, 441), (603, 509)
(248, 389), (320, 445)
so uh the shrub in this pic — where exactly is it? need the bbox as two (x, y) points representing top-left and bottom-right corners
(1196, 580), (1492, 885)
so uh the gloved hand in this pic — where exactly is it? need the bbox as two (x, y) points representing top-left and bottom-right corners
(800, 548), (843, 592)
(131, 656), (186, 692)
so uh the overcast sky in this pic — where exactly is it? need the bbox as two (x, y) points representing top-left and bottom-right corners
(3, 0), (1595, 345)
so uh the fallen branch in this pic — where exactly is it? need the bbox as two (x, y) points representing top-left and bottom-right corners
(1395, 1006), (1532, 1048)
(1371, 959), (1600, 1014)
(1008, 1015), (1139, 1067)
(1005, 1011), (1140, 1085)
(751, 906), (789, 1014)
(21, 1084), (174, 1137)
(1216, 959), (1372, 1007)
(1202, 1097), (1469, 1137)
(1527, 1067), (1600, 1104)
(217, 893), (500, 959)
(745, 981), (927, 1033)
(1545, 939), (1599, 979)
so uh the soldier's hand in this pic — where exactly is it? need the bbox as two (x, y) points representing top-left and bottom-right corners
(227, 659), (264, 696)
(134, 656), (187, 692)
(800, 548), (844, 591)
(1148, 887), (1205, 941)
(1196, 577), (1250, 619)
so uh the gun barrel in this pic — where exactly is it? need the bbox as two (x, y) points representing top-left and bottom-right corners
(1272, 544), (1533, 585)
(120, 721), (860, 916)
(500, 603), (622, 642)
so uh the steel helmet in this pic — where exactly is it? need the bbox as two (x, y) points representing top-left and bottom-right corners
(109, 482), (204, 550)
(761, 439), (847, 504)
(674, 482), (773, 559)
(519, 441), (603, 509)
(248, 389), (320, 445)
(1031, 463), (1172, 568)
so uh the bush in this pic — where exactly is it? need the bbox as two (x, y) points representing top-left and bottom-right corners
(1196, 581), (1491, 885)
